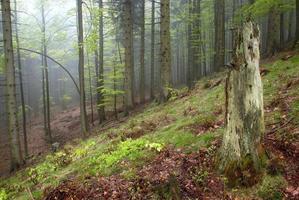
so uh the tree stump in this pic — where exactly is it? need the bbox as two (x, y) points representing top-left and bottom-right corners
(219, 21), (265, 186)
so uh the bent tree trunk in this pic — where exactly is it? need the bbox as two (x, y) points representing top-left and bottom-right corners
(219, 21), (265, 186)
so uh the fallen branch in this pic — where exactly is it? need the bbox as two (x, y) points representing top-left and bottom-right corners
(267, 117), (294, 135)
(26, 187), (35, 200)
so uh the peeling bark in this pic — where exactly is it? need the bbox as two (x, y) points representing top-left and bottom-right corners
(219, 21), (265, 186)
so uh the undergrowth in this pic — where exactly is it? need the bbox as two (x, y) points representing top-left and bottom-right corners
(0, 53), (299, 199)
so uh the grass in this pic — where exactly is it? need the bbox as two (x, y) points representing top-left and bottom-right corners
(1, 53), (299, 199)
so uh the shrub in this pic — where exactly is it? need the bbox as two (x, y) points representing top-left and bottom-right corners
(0, 189), (7, 200)
(257, 175), (287, 200)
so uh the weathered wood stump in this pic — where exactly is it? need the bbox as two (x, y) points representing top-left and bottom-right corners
(219, 21), (265, 186)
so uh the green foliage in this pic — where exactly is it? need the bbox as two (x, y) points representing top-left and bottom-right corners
(257, 175), (287, 200)
(88, 139), (164, 175)
(0, 189), (8, 200)
(192, 168), (209, 186)
(238, 0), (294, 20)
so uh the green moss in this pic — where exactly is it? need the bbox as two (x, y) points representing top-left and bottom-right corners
(257, 175), (287, 200)
(290, 99), (299, 123)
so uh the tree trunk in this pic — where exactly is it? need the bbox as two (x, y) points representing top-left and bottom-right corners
(87, 52), (94, 126)
(123, 0), (134, 114)
(159, 0), (172, 102)
(41, 3), (52, 142)
(214, 0), (225, 72)
(296, 0), (299, 38)
(266, 7), (279, 56)
(280, 12), (284, 49)
(288, 10), (294, 42)
(219, 21), (265, 186)
(77, 0), (89, 137)
(97, 0), (106, 123)
(140, 0), (145, 103)
(14, 0), (28, 158)
(150, 0), (155, 99)
(187, 0), (194, 88)
(2, 0), (23, 171)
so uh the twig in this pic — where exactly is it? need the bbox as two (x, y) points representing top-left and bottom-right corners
(267, 117), (294, 135)
(26, 187), (35, 200)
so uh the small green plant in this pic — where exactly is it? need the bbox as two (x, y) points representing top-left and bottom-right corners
(257, 175), (287, 200)
(0, 189), (8, 200)
(192, 168), (209, 186)
(27, 162), (56, 184)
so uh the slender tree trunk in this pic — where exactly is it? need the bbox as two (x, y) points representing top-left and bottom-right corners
(97, 0), (106, 123)
(77, 0), (89, 137)
(87, 52), (94, 126)
(140, 0), (145, 103)
(266, 7), (280, 56)
(214, 0), (225, 72)
(288, 11), (294, 42)
(280, 12), (284, 49)
(295, 0), (299, 45)
(41, 3), (52, 142)
(123, 0), (134, 114)
(159, 0), (172, 102)
(187, 0), (194, 88)
(2, 0), (23, 171)
(150, 0), (155, 99)
(219, 22), (265, 186)
(14, 0), (28, 158)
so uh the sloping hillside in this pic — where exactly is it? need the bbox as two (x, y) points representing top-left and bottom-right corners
(1, 52), (299, 199)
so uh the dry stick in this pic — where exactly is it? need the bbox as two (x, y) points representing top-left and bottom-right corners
(267, 117), (294, 135)
(26, 187), (35, 200)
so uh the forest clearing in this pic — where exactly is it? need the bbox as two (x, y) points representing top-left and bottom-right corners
(0, 0), (299, 199)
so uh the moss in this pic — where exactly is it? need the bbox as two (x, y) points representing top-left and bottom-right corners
(257, 175), (287, 200)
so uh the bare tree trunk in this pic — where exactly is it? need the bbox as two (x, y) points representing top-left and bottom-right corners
(295, 0), (299, 45)
(14, 0), (28, 158)
(150, 0), (155, 99)
(187, 0), (194, 88)
(219, 22), (265, 186)
(41, 3), (52, 142)
(2, 0), (23, 171)
(288, 11), (294, 42)
(140, 0), (145, 103)
(77, 0), (89, 137)
(87, 52), (94, 126)
(159, 0), (172, 102)
(97, 0), (106, 123)
(214, 0), (225, 72)
(123, 0), (134, 114)
(280, 12), (284, 49)
(266, 7), (280, 56)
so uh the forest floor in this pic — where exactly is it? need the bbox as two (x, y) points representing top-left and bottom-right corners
(0, 51), (299, 200)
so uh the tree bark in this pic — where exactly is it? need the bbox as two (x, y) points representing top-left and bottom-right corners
(97, 0), (106, 123)
(140, 0), (145, 103)
(159, 0), (172, 102)
(77, 0), (89, 137)
(187, 0), (194, 88)
(150, 0), (155, 100)
(266, 7), (280, 56)
(296, 0), (299, 44)
(219, 21), (265, 186)
(1, 0), (23, 171)
(280, 12), (284, 49)
(123, 0), (134, 114)
(41, 2), (52, 142)
(214, 0), (225, 72)
(14, 0), (28, 158)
